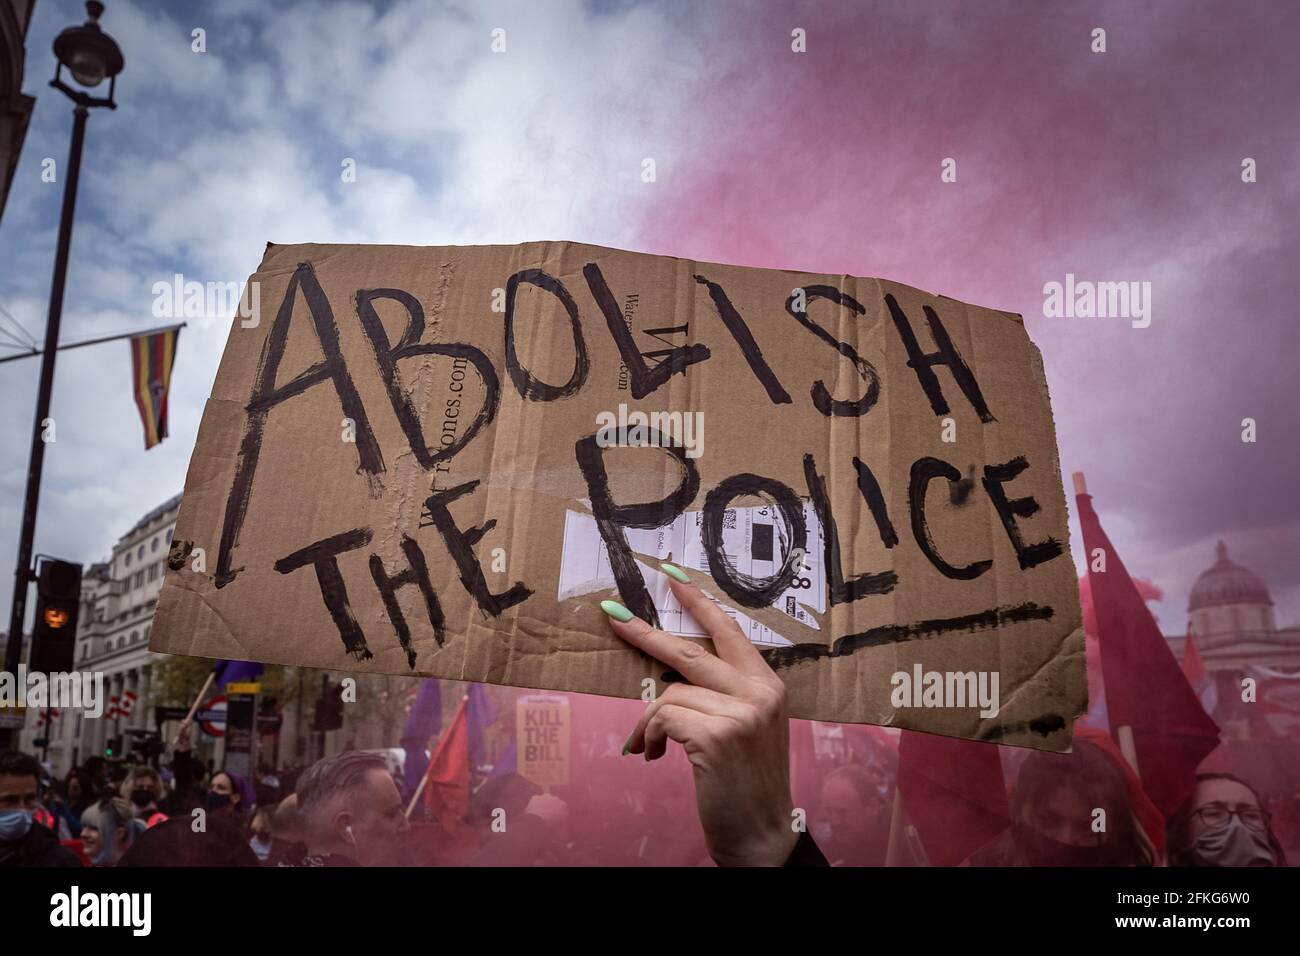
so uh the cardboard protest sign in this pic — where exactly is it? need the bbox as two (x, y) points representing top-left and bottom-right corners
(517, 695), (570, 788)
(151, 240), (1085, 751)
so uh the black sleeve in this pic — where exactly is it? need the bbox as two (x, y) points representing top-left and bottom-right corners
(783, 828), (831, 867)
(166, 749), (199, 810)
(43, 844), (83, 867)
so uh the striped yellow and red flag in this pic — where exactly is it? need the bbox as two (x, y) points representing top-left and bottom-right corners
(129, 327), (180, 449)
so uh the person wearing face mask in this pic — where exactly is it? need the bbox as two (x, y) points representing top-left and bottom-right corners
(207, 769), (254, 822)
(121, 767), (169, 829)
(0, 751), (80, 867)
(116, 764), (262, 869)
(248, 806), (275, 863)
(1167, 773), (1287, 867)
(1008, 736), (1161, 867)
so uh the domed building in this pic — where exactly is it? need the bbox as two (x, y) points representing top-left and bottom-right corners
(1168, 541), (1300, 763)
(1188, 541), (1276, 641)
(1171, 540), (1298, 673)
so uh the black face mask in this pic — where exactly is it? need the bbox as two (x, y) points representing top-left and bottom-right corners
(129, 789), (155, 809)
(1190, 818), (1276, 867)
(1014, 824), (1131, 867)
(206, 791), (232, 811)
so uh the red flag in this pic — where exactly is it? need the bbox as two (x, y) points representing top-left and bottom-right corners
(423, 696), (470, 825)
(1076, 488), (1219, 816)
(789, 718), (819, 813)
(896, 730), (1009, 866)
(1181, 631), (1218, 717)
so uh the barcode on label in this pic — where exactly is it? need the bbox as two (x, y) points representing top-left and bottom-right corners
(751, 522), (773, 562)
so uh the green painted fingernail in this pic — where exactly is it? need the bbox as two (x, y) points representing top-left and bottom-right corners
(659, 562), (690, 583)
(621, 735), (633, 756)
(601, 600), (634, 622)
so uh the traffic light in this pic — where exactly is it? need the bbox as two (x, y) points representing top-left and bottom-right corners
(259, 695), (283, 735)
(28, 558), (82, 673)
(313, 681), (344, 731)
(126, 729), (160, 763)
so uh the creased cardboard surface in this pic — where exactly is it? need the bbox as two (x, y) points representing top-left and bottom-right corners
(152, 240), (1085, 751)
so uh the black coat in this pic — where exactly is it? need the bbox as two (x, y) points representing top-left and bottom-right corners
(0, 820), (81, 868)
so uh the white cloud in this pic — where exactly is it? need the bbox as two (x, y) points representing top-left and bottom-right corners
(0, 0), (737, 622)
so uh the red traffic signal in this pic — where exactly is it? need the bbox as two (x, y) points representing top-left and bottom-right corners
(29, 558), (82, 673)
(44, 606), (71, 629)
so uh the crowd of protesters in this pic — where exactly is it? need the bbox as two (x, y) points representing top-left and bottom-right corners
(2, 702), (1295, 868)
(1, 723), (1295, 868)
(2, 574), (1296, 868)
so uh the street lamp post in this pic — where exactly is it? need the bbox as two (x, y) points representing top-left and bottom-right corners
(2, 3), (123, 741)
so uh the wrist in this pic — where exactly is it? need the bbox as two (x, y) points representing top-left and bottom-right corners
(713, 810), (800, 867)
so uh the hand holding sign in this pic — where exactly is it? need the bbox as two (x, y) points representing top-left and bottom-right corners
(602, 563), (797, 867)
(152, 239), (1084, 750)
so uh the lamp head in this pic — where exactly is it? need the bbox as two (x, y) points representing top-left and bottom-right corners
(51, 2), (124, 107)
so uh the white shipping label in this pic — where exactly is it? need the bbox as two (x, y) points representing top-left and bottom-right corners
(557, 501), (825, 647)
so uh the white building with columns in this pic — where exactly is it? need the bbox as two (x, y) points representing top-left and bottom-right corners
(1168, 540), (1300, 673)
(17, 494), (180, 776)
(15, 492), (409, 779)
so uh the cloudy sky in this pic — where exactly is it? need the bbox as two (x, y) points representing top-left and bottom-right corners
(1, 0), (1296, 634)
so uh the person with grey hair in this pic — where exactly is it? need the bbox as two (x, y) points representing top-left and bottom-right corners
(288, 751), (410, 866)
(80, 797), (138, 867)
